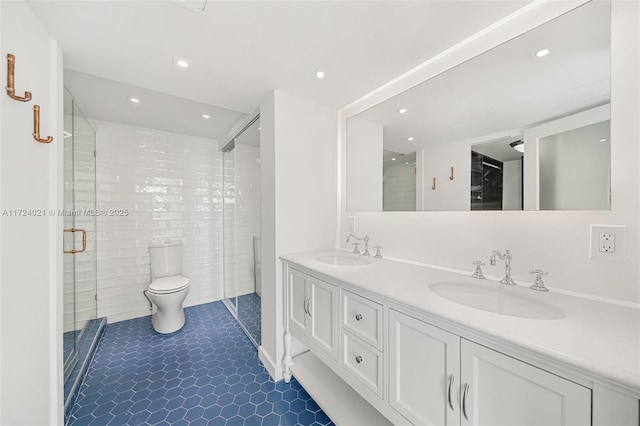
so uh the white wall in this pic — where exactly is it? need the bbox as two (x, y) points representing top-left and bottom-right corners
(346, 117), (382, 211)
(421, 143), (470, 211)
(260, 90), (337, 380)
(502, 159), (522, 211)
(92, 121), (224, 323)
(0, 1), (64, 424)
(339, 1), (640, 304)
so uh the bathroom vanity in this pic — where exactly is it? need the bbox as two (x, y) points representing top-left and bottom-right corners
(281, 250), (640, 426)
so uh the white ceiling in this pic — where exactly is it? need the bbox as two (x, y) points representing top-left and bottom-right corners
(64, 70), (247, 139)
(354, 0), (610, 155)
(27, 0), (530, 140)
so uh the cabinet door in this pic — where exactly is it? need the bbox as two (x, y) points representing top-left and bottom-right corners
(288, 268), (309, 334)
(308, 276), (338, 360)
(389, 310), (460, 426)
(460, 340), (591, 426)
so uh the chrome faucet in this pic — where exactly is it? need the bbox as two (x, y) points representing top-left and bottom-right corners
(346, 234), (370, 256)
(490, 249), (516, 285)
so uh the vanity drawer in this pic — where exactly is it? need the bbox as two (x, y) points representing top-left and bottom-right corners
(342, 290), (383, 350)
(342, 331), (383, 398)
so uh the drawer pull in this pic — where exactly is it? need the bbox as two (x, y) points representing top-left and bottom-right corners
(355, 355), (363, 364)
(355, 313), (363, 321)
(462, 382), (470, 420)
(447, 375), (454, 410)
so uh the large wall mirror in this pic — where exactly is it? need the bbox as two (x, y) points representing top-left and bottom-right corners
(346, 1), (610, 212)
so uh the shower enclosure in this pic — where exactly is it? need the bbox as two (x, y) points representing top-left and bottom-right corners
(222, 115), (261, 346)
(63, 87), (99, 408)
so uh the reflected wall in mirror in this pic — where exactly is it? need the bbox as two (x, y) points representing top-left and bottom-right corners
(346, 1), (610, 212)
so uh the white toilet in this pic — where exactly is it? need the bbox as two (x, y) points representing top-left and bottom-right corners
(147, 240), (190, 334)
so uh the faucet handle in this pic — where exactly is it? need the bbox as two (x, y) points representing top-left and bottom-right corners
(529, 269), (549, 292)
(351, 242), (361, 255)
(373, 246), (383, 258)
(471, 261), (486, 279)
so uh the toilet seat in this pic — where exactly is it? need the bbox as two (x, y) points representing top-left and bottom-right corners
(149, 276), (190, 294)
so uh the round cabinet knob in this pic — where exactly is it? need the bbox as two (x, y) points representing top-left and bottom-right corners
(355, 355), (363, 364)
(355, 313), (363, 321)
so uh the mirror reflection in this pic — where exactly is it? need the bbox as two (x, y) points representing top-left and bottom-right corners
(346, 1), (610, 212)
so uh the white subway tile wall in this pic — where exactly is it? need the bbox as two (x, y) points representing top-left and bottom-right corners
(93, 121), (224, 323)
(383, 163), (417, 211)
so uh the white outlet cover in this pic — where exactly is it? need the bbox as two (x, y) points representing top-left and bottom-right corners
(590, 225), (625, 261)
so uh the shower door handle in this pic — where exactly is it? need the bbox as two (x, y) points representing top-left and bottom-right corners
(63, 228), (87, 254)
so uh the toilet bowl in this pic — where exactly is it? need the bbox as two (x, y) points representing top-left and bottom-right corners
(147, 240), (191, 334)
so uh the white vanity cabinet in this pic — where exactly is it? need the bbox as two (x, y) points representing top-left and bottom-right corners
(281, 258), (638, 426)
(460, 339), (591, 426)
(342, 291), (385, 398)
(286, 267), (338, 361)
(389, 309), (460, 426)
(388, 310), (591, 426)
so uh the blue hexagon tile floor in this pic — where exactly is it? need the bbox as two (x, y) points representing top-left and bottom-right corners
(237, 292), (261, 346)
(68, 301), (334, 425)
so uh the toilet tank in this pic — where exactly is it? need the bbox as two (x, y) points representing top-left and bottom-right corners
(150, 240), (183, 278)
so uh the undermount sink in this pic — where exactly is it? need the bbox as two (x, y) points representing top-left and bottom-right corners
(429, 282), (565, 320)
(315, 254), (371, 266)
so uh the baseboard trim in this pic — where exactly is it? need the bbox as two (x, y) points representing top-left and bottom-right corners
(258, 346), (283, 382)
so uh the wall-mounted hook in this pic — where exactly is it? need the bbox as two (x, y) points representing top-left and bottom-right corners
(33, 105), (53, 144)
(6, 54), (32, 102)
(449, 166), (455, 181)
(432, 177), (437, 190)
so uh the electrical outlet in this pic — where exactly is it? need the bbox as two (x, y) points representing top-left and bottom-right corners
(590, 225), (625, 261)
(599, 233), (615, 253)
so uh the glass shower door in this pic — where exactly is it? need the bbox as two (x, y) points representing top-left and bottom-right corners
(221, 116), (261, 346)
(234, 118), (261, 346)
(223, 145), (237, 314)
(63, 90), (77, 380)
(62, 88), (98, 382)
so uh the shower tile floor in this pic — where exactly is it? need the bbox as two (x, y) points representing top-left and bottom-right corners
(68, 301), (334, 426)
(236, 292), (261, 346)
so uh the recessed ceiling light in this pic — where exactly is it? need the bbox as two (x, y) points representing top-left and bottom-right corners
(391, 157), (397, 161)
(535, 48), (550, 58)
(129, 97), (140, 103)
(399, 108), (407, 114)
(599, 138), (607, 142)
(404, 162), (410, 165)
(315, 70), (325, 79)
(173, 56), (192, 69)
(258, 127), (261, 131)
(202, 114), (210, 119)
(63, 131), (73, 139)
(407, 137), (414, 141)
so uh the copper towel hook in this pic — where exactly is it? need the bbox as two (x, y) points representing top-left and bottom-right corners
(33, 105), (54, 144)
(6, 54), (32, 102)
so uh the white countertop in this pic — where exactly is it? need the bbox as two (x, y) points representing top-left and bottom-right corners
(281, 249), (640, 396)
